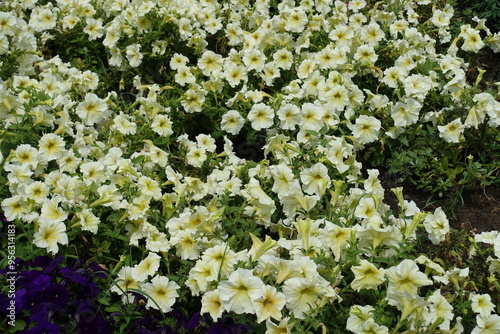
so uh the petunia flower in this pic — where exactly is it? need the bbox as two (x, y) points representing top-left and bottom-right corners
(386, 259), (432, 295)
(470, 293), (496, 318)
(438, 118), (464, 143)
(142, 275), (180, 313)
(218, 268), (264, 314)
(351, 259), (386, 292)
(33, 219), (68, 254)
(253, 285), (286, 323)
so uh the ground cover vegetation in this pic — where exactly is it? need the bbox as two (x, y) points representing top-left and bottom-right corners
(0, 0), (499, 333)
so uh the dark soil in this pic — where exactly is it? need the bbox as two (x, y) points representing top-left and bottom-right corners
(466, 49), (500, 90)
(379, 47), (500, 235)
(382, 179), (500, 234)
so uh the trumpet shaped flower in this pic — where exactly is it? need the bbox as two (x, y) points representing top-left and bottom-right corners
(351, 259), (386, 291)
(218, 268), (264, 314)
(142, 275), (180, 313)
(33, 219), (68, 254)
(253, 285), (286, 323)
(386, 259), (432, 295)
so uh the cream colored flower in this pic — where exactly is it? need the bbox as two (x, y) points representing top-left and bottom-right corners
(13, 144), (39, 169)
(151, 114), (173, 137)
(353, 45), (378, 65)
(470, 293), (495, 317)
(1, 195), (28, 221)
(360, 22), (385, 46)
(78, 209), (100, 234)
(284, 8), (308, 33)
(126, 44), (143, 67)
(472, 314), (500, 334)
(438, 118), (464, 143)
(142, 275), (180, 313)
(186, 146), (207, 168)
(188, 260), (218, 294)
(428, 289), (454, 330)
(253, 285), (286, 323)
(391, 98), (421, 127)
(461, 27), (484, 52)
(347, 305), (375, 332)
(351, 115), (381, 145)
(34, 219), (68, 254)
(218, 268), (264, 314)
(248, 103), (274, 130)
(351, 259), (385, 291)
(201, 289), (224, 320)
(83, 18), (104, 40)
(300, 163), (330, 196)
(424, 207), (449, 245)
(38, 133), (65, 161)
(277, 103), (301, 130)
(76, 93), (109, 125)
(40, 197), (67, 223)
(282, 277), (322, 319)
(386, 259), (432, 295)
(133, 252), (161, 282)
(198, 50), (223, 76)
(243, 49), (266, 72)
(111, 266), (143, 298)
(224, 63), (247, 87)
(270, 163), (299, 196)
(221, 109), (245, 135)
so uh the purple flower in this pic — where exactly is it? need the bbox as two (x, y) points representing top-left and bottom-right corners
(59, 267), (88, 285)
(28, 255), (61, 272)
(14, 288), (27, 312)
(75, 297), (94, 314)
(23, 319), (60, 334)
(31, 274), (52, 292)
(207, 317), (253, 334)
(76, 314), (110, 334)
(171, 309), (189, 329)
(29, 304), (53, 323)
(43, 255), (64, 274)
(0, 257), (22, 276)
(87, 262), (108, 279)
(43, 283), (70, 309)
(188, 312), (201, 331)
(17, 270), (44, 290)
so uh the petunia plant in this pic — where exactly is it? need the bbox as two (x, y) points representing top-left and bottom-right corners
(1, 0), (500, 333)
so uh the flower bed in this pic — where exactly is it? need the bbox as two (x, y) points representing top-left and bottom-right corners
(1, 0), (500, 332)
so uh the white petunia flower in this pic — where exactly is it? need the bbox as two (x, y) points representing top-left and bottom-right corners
(248, 103), (274, 130)
(221, 109), (245, 135)
(218, 268), (264, 314)
(76, 93), (109, 125)
(142, 276), (180, 313)
(351, 115), (381, 145)
(438, 118), (464, 143)
(34, 220), (68, 254)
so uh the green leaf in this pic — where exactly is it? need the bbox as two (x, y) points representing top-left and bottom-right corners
(12, 320), (27, 332)
(442, 156), (448, 170)
(105, 306), (121, 313)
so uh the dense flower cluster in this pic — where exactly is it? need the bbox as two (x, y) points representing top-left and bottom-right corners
(1, 0), (499, 332)
(0, 255), (109, 333)
(0, 254), (250, 333)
